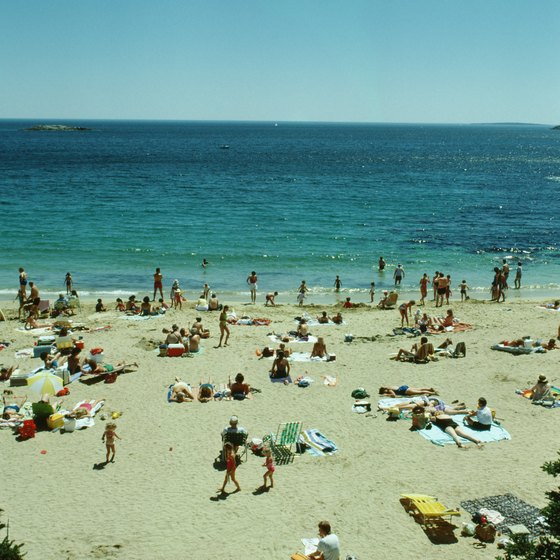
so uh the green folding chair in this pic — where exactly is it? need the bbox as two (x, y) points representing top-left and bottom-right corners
(264, 421), (303, 465)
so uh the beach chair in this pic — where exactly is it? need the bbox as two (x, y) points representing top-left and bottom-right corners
(264, 421), (303, 465)
(401, 494), (461, 526)
(378, 292), (398, 309)
(221, 430), (249, 463)
(38, 300), (50, 315)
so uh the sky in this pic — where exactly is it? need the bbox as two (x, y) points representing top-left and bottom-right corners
(1, 0), (559, 124)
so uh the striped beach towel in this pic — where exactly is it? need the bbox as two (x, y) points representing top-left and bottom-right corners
(300, 429), (338, 456)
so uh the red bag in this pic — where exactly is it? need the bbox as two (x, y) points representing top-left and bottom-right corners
(18, 419), (36, 440)
(90, 347), (103, 355)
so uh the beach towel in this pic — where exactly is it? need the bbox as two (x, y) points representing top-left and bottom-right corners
(377, 397), (416, 409)
(300, 429), (338, 456)
(491, 344), (546, 355)
(15, 326), (53, 334)
(536, 305), (560, 312)
(233, 317), (271, 326)
(288, 352), (331, 363)
(270, 376), (292, 384)
(120, 314), (163, 321)
(268, 334), (318, 344)
(418, 415), (511, 446)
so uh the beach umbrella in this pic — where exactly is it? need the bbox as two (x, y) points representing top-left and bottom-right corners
(27, 370), (63, 396)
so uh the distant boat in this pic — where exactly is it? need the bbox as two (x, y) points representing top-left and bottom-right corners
(219, 144), (230, 149)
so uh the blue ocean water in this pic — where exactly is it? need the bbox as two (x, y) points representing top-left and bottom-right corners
(1, 120), (559, 302)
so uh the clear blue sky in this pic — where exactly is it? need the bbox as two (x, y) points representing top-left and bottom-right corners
(2, 0), (559, 123)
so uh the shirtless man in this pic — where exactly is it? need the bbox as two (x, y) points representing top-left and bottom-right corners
(436, 273), (448, 308)
(514, 262), (522, 289)
(28, 282), (40, 302)
(153, 268), (163, 301)
(191, 317), (209, 338)
(317, 311), (330, 324)
(270, 351), (291, 380)
(247, 271), (258, 304)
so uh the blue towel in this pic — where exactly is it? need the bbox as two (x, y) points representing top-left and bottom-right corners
(418, 415), (511, 446)
(301, 429), (338, 456)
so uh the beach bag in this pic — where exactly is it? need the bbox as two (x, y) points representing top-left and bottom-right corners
(475, 523), (497, 543)
(351, 388), (369, 399)
(18, 419), (36, 440)
(90, 347), (103, 355)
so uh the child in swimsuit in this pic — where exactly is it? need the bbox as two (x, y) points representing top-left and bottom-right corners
(219, 442), (241, 493)
(261, 448), (275, 490)
(102, 422), (121, 463)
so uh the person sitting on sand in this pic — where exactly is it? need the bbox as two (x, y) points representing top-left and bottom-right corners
(378, 385), (437, 398)
(208, 293), (222, 311)
(343, 297), (357, 309)
(95, 298), (107, 313)
(115, 298), (126, 312)
(391, 337), (435, 363)
(125, 295), (140, 313)
(140, 296), (157, 316)
(0, 365), (17, 382)
(165, 324), (183, 346)
(67, 347), (83, 375)
(198, 382), (215, 403)
(465, 397), (493, 431)
(317, 311), (330, 324)
(169, 379), (196, 402)
(310, 337), (329, 359)
(229, 373), (252, 400)
(191, 317), (209, 338)
(530, 375), (551, 402)
(330, 312), (343, 325)
(270, 351), (291, 382)
(188, 332), (201, 353)
(430, 410), (484, 448)
(40, 351), (62, 370)
(296, 319), (309, 338)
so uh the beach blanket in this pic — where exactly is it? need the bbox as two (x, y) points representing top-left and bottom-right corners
(120, 314), (164, 321)
(15, 326), (53, 334)
(377, 397), (417, 409)
(418, 415), (511, 446)
(300, 429), (338, 456)
(288, 352), (331, 363)
(270, 376), (292, 384)
(232, 317), (271, 326)
(268, 334), (318, 344)
(427, 317), (472, 334)
(491, 344), (546, 355)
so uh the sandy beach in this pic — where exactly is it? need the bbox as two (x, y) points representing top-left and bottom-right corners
(1, 294), (559, 560)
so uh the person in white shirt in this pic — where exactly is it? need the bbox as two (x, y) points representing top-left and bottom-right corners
(308, 520), (340, 560)
(465, 397), (492, 431)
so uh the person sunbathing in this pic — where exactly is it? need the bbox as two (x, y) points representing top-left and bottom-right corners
(198, 382), (215, 402)
(170, 379), (196, 402)
(330, 312), (343, 325)
(83, 360), (138, 375)
(317, 311), (330, 324)
(530, 375), (551, 402)
(378, 385), (437, 398)
(0, 365), (17, 381)
(24, 314), (50, 330)
(296, 319), (309, 338)
(430, 410), (483, 448)
(270, 351), (291, 381)
(228, 373), (252, 400)
(416, 312), (433, 333)
(2, 390), (27, 420)
(542, 338), (557, 351)
(310, 337), (329, 359)
(66, 399), (105, 418)
(391, 337), (435, 363)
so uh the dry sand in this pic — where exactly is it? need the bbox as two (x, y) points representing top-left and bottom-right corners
(1, 295), (559, 560)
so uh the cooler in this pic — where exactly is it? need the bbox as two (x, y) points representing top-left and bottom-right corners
(167, 344), (185, 357)
(33, 345), (55, 358)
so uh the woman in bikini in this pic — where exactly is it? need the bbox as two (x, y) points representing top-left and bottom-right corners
(218, 306), (230, 347)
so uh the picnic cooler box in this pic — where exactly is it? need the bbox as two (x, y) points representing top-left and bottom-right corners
(167, 344), (184, 357)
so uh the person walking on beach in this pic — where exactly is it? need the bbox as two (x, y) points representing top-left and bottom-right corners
(514, 262), (522, 289)
(218, 306), (230, 347)
(419, 274), (430, 305)
(502, 259), (510, 289)
(153, 268), (163, 301)
(219, 442), (241, 493)
(369, 281), (375, 303)
(297, 280), (309, 306)
(102, 422), (121, 463)
(334, 276), (342, 292)
(459, 279), (470, 301)
(378, 256), (386, 271)
(393, 264), (405, 286)
(64, 272), (73, 295)
(247, 271), (258, 304)
(18, 268), (28, 299)
(260, 447), (275, 490)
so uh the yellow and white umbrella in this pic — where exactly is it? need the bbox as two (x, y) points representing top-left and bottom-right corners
(27, 370), (64, 396)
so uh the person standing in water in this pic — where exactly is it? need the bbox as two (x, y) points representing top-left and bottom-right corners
(334, 276), (342, 292)
(514, 262), (522, 289)
(378, 256), (386, 271)
(394, 264), (405, 286)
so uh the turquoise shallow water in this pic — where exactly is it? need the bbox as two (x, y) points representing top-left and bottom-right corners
(1, 120), (559, 303)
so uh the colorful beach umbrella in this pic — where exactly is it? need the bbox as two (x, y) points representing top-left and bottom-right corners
(27, 370), (63, 396)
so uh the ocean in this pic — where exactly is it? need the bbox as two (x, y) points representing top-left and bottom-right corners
(1, 120), (559, 304)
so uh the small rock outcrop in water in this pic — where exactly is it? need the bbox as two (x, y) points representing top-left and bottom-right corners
(552, 125), (560, 130)
(25, 124), (91, 131)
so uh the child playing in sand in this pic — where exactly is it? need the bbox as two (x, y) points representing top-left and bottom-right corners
(459, 280), (470, 301)
(115, 298), (126, 312)
(219, 442), (241, 493)
(102, 422), (121, 463)
(261, 447), (275, 489)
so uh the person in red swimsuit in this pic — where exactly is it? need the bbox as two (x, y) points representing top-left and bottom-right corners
(219, 442), (241, 493)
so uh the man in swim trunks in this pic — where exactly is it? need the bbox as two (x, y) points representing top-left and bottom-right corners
(514, 262), (522, 289)
(393, 264), (404, 286)
(247, 271), (258, 304)
(153, 268), (163, 301)
(436, 273), (448, 307)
